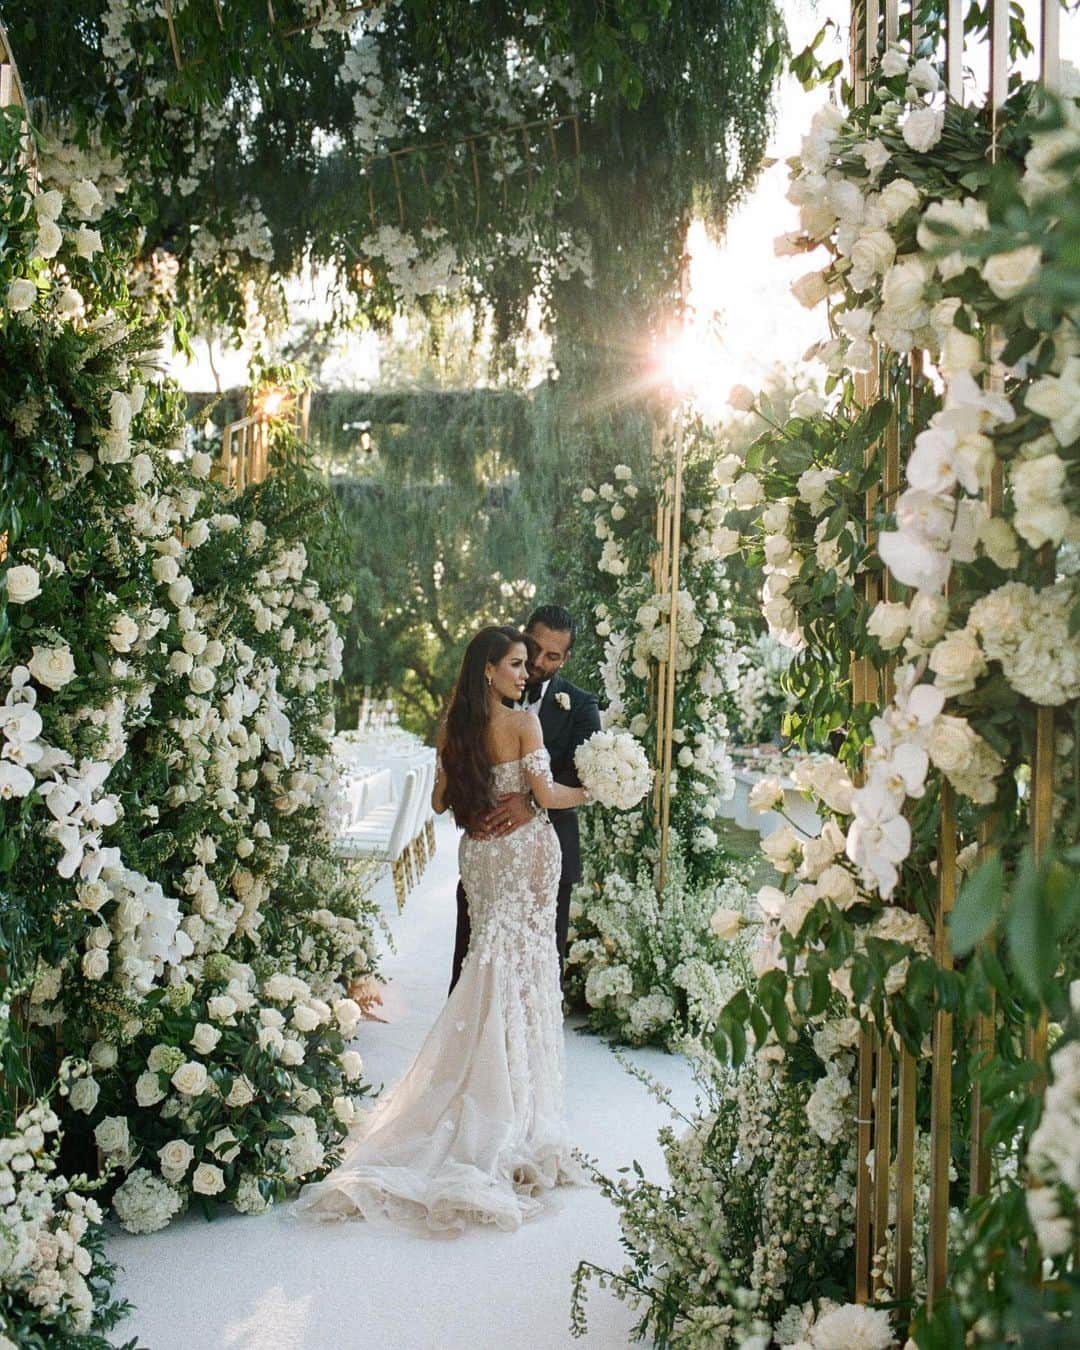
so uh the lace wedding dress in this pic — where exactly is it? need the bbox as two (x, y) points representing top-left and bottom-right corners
(294, 747), (582, 1237)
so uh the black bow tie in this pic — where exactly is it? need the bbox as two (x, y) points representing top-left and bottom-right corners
(523, 683), (544, 706)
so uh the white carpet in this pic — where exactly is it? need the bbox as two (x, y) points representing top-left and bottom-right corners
(108, 815), (697, 1350)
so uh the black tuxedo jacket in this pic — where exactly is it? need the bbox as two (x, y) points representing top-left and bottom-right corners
(532, 673), (601, 887)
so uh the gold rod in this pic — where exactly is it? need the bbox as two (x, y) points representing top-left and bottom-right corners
(855, 1028), (875, 1302)
(894, 1046), (918, 1301)
(657, 411), (685, 893)
(872, 1036), (893, 1295)
(1027, 704), (1055, 1077)
(928, 781), (958, 1309)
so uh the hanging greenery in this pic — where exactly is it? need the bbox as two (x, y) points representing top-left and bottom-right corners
(2, 0), (784, 341)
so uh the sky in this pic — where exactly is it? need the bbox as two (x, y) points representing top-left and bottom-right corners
(170, 0), (1078, 403)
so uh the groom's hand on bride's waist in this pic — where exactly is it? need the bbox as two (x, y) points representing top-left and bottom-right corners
(473, 792), (533, 839)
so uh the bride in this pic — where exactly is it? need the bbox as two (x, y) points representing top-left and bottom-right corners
(295, 624), (593, 1236)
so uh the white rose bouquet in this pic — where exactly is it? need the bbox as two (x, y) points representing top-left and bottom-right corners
(574, 729), (653, 810)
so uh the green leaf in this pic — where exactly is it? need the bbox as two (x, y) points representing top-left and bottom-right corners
(949, 853), (1005, 956)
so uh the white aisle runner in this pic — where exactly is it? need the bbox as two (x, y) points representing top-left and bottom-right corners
(108, 815), (697, 1350)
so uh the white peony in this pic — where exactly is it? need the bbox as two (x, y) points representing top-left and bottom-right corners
(810, 1302), (893, 1349)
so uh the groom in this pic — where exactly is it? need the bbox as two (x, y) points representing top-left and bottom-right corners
(448, 604), (601, 994)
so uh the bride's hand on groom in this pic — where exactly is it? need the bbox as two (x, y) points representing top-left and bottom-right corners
(474, 792), (533, 839)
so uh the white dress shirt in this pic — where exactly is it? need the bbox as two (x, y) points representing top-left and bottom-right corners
(520, 679), (550, 716)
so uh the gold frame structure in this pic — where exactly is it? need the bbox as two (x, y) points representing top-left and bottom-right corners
(651, 257), (692, 893)
(214, 386), (312, 490)
(847, 0), (1061, 1326)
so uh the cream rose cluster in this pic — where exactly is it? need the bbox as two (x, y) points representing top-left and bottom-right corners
(574, 729), (653, 810)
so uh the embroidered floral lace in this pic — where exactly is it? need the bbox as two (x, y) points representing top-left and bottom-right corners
(293, 748), (583, 1236)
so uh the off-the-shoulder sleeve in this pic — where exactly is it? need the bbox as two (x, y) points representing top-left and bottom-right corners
(522, 745), (554, 789)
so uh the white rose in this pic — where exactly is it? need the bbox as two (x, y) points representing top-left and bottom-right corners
(817, 863), (859, 909)
(4, 564), (42, 603)
(28, 643), (76, 690)
(69, 1076), (101, 1114)
(225, 1076), (255, 1108)
(291, 1004), (319, 1033)
(74, 226), (103, 259)
(867, 600), (910, 651)
(190, 1022), (222, 1054)
(208, 994), (237, 1022)
(333, 1095), (356, 1125)
(731, 473), (764, 509)
(909, 57), (941, 92)
(56, 287), (84, 321)
(152, 555), (180, 585)
(93, 1115), (129, 1155)
(850, 229), (896, 277)
(728, 384), (755, 411)
(109, 614), (140, 653)
(709, 907), (743, 940)
(927, 716), (976, 773)
(748, 776), (784, 814)
(89, 1039), (118, 1069)
(880, 46), (908, 77)
(170, 1061), (209, 1097)
(35, 218), (63, 259)
(791, 269), (829, 309)
(168, 650), (194, 676)
(761, 824), (802, 873)
(189, 666), (216, 695)
(902, 106), (945, 153)
(928, 629), (987, 696)
(192, 1162), (225, 1196)
(5, 278), (37, 311)
(982, 246), (1041, 300)
(158, 1139), (195, 1181)
(69, 178), (103, 218)
(280, 1038), (305, 1066)
(209, 1128), (241, 1163)
(81, 949), (109, 981)
(907, 591), (950, 648)
(135, 1071), (166, 1107)
(169, 577), (194, 607)
(882, 258), (926, 314)
(340, 1049), (364, 1080)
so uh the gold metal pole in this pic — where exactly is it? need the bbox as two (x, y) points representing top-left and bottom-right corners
(1027, 705), (1055, 1077)
(928, 781), (958, 1309)
(657, 409), (685, 892)
(872, 1036), (893, 1294)
(894, 1046), (918, 1301)
(855, 1029), (875, 1302)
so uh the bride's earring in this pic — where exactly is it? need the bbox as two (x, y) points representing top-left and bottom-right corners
(486, 674), (493, 689)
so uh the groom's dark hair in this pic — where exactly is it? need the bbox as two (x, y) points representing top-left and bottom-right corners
(526, 604), (576, 649)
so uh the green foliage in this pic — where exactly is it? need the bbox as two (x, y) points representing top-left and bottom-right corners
(1, 0), (784, 339)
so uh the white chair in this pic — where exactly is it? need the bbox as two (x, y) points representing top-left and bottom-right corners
(407, 759), (434, 882)
(336, 769), (421, 912)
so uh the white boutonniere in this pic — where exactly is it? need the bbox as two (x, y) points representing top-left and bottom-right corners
(555, 692), (571, 711)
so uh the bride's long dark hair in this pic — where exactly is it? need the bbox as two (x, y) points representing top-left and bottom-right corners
(440, 625), (532, 833)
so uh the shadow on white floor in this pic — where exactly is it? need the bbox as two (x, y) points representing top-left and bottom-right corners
(108, 816), (697, 1350)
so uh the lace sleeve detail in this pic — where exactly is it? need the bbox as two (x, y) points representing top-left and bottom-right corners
(521, 746), (554, 788)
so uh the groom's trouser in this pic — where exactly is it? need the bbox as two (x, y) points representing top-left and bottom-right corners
(449, 876), (573, 996)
